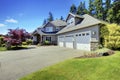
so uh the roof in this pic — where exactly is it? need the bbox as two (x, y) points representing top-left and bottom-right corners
(66, 13), (84, 21)
(35, 28), (56, 35)
(57, 14), (102, 34)
(50, 20), (67, 27)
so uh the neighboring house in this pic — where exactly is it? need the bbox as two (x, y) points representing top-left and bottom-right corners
(32, 13), (102, 51)
(32, 20), (67, 44)
(57, 13), (102, 51)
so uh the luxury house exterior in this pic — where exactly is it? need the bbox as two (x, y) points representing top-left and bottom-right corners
(32, 20), (67, 44)
(32, 13), (102, 51)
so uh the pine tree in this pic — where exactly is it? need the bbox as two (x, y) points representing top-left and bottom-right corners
(70, 4), (77, 13)
(60, 16), (64, 20)
(77, 1), (88, 15)
(43, 19), (47, 25)
(83, 1), (88, 14)
(88, 0), (95, 15)
(104, 0), (111, 20)
(107, 0), (120, 24)
(94, 0), (103, 20)
(47, 12), (54, 22)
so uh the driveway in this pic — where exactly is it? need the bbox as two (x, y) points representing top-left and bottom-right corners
(0, 46), (84, 80)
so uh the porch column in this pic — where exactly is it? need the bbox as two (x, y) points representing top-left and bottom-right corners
(41, 35), (42, 43)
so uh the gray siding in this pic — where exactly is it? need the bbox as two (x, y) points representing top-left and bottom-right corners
(58, 25), (100, 43)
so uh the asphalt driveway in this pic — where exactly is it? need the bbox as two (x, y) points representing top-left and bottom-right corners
(0, 46), (84, 80)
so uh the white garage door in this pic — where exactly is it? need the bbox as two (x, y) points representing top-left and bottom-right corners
(76, 32), (91, 51)
(58, 36), (64, 47)
(65, 35), (74, 48)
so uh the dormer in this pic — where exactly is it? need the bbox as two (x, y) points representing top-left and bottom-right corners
(66, 13), (84, 26)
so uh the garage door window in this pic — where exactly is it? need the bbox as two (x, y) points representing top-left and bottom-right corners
(76, 34), (78, 36)
(82, 33), (85, 36)
(86, 33), (89, 36)
(79, 34), (81, 36)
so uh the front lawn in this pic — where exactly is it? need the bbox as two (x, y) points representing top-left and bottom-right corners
(20, 51), (120, 80)
(0, 47), (7, 51)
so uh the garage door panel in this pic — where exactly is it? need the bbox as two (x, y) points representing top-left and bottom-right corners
(59, 42), (64, 47)
(76, 32), (91, 51)
(65, 35), (74, 48)
(66, 42), (73, 48)
(76, 43), (90, 51)
(58, 37), (64, 47)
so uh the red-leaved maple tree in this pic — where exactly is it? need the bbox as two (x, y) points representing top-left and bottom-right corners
(4, 28), (30, 48)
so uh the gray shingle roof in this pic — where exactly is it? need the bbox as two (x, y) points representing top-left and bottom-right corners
(57, 14), (102, 34)
(50, 20), (67, 27)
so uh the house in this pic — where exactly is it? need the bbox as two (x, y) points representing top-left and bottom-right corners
(57, 13), (102, 51)
(32, 20), (67, 44)
(32, 13), (102, 51)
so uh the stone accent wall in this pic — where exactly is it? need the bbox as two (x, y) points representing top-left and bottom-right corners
(91, 42), (99, 51)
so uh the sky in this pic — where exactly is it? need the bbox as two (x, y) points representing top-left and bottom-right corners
(0, 0), (88, 34)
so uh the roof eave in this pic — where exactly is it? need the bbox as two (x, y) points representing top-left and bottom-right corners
(57, 22), (102, 34)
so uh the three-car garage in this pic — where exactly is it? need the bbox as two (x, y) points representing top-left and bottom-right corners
(58, 31), (91, 51)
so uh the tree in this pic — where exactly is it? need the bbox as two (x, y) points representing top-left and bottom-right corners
(89, 0), (94, 15)
(107, 0), (120, 24)
(103, 0), (111, 20)
(60, 16), (64, 20)
(47, 12), (54, 22)
(4, 28), (30, 49)
(43, 19), (47, 25)
(77, 1), (88, 15)
(94, 0), (103, 20)
(70, 4), (77, 13)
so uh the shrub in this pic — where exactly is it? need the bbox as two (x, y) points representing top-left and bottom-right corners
(26, 39), (32, 45)
(2, 44), (5, 47)
(100, 23), (120, 50)
(22, 42), (27, 45)
(44, 40), (50, 45)
(0, 37), (4, 47)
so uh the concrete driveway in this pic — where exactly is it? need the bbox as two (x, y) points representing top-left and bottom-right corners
(0, 46), (84, 80)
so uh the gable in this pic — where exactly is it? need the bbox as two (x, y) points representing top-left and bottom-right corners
(66, 14), (74, 22)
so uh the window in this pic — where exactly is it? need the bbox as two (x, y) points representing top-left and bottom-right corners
(76, 34), (78, 36)
(79, 34), (81, 36)
(86, 33), (89, 36)
(67, 18), (74, 26)
(46, 37), (51, 41)
(45, 27), (53, 32)
(56, 27), (60, 31)
(82, 33), (85, 36)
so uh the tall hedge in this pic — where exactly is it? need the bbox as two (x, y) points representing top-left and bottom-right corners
(100, 23), (120, 49)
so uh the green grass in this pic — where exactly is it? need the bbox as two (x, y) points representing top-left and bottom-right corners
(20, 51), (120, 80)
(0, 47), (7, 51)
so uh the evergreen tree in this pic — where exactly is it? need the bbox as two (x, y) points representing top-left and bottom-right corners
(77, 1), (88, 15)
(60, 16), (64, 20)
(94, 0), (103, 20)
(89, 0), (95, 15)
(43, 19), (47, 25)
(47, 12), (54, 22)
(83, 1), (88, 14)
(103, 0), (111, 20)
(107, 0), (120, 24)
(70, 4), (77, 13)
